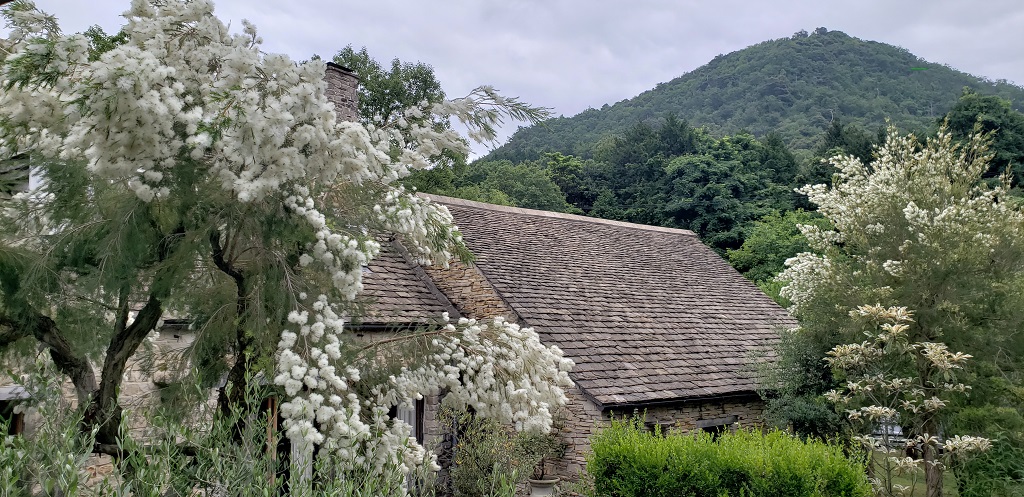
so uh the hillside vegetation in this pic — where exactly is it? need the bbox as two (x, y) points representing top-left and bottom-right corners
(486, 28), (1024, 163)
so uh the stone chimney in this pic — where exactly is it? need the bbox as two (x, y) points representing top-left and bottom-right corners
(325, 62), (359, 122)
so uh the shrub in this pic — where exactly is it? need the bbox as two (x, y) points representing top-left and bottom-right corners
(0, 362), (431, 496)
(950, 406), (1024, 497)
(443, 408), (563, 497)
(583, 416), (871, 497)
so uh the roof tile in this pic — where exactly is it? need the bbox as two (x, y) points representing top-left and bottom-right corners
(428, 195), (797, 407)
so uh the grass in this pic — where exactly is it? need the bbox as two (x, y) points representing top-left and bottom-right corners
(871, 450), (960, 497)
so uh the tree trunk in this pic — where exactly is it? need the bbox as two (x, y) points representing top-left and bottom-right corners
(86, 294), (164, 444)
(210, 230), (254, 418)
(923, 418), (943, 497)
(2, 304), (100, 406)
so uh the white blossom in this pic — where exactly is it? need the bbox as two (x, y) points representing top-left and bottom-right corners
(0, 0), (564, 480)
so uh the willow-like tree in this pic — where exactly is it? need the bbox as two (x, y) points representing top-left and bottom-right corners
(0, 0), (571, 486)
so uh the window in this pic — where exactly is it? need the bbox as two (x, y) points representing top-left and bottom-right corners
(391, 399), (425, 444)
(0, 385), (30, 435)
(695, 415), (738, 440)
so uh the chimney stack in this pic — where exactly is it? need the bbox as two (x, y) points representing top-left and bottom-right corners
(325, 62), (359, 122)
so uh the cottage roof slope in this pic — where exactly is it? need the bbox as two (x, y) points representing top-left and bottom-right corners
(424, 194), (796, 408)
(357, 241), (456, 326)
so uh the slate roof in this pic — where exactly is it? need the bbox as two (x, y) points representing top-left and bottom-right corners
(357, 241), (456, 326)
(425, 194), (797, 409)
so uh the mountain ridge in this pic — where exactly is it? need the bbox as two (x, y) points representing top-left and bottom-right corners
(485, 28), (1024, 163)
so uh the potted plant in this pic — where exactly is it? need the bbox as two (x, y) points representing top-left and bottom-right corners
(523, 432), (565, 497)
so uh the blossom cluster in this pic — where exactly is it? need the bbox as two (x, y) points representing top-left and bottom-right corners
(824, 304), (989, 489)
(778, 125), (1023, 313)
(388, 315), (575, 433)
(274, 310), (573, 475)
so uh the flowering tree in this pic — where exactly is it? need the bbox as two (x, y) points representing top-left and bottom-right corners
(776, 125), (1024, 496)
(824, 304), (990, 497)
(0, 0), (572, 488)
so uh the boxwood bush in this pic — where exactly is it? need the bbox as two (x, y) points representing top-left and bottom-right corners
(584, 417), (870, 497)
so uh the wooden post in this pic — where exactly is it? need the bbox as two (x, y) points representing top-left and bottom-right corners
(267, 395), (278, 486)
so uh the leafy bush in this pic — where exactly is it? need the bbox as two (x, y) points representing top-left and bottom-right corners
(0, 362), (431, 496)
(583, 416), (870, 497)
(444, 408), (563, 497)
(950, 405), (1024, 497)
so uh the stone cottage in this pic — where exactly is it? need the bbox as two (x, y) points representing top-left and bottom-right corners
(1, 60), (797, 484)
(357, 195), (797, 479)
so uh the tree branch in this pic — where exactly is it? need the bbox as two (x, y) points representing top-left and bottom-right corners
(89, 294), (163, 443)
(86, 223), (183, 444)
(1, 308), (98, 406)
(210, 230), (253, 414)
(0, 321), (28, 348)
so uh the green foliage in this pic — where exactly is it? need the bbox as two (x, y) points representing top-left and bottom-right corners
(333, 45), (446, 128)
(414, 116), (807, 256)
(581, 120), (799, 254)
(813, 120), (880, 165)
(770, 126), (1024, 494)
(728, 210), (830, 303)
(81, 25), (128, 61)
(0, 155), (29, 199)
(582, 416), (871, 497)
(943, 89), (1024, 185)
(759, 325), (849, 440)
(1, 364), (94, 496)
(406, 159), (578, 213)
(486, 29), (1024, 164)
(444, 409), (561, 497)
(948, 403), (1024, 496)
(0, 364), (429, 496)
(539, 152), (602, 211)
(825, 305), (989, 497)
(477, 161), (580, 213)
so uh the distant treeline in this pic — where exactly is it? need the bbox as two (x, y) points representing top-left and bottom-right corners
(406, 90), (1024, 301)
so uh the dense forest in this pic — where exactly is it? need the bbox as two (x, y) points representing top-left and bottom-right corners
(484, 28), (1024, 164)
(407, 89), (1024, 302)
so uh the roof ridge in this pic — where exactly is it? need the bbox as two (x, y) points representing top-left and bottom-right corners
(419, 193), (697, 236)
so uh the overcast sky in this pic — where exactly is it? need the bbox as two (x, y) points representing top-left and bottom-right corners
(14, 1), (1024, 155)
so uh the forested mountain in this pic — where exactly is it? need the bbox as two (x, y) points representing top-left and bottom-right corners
(486, 28), (1024, 163)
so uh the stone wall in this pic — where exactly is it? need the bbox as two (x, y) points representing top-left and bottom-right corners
(641, 395), (764, 434)
(550, 387), (766, 482)
(422, 260), (518, 321)
(0, 330), (207, 484)
(325, 62), (359, 122)
(0, 329), (199, 437)
(422, 392), (442, 447)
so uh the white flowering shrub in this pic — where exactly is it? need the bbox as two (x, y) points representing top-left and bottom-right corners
(275, 311), (573, 476)
(0, 0), (569, 491)
(779, 126), (1023, 317)
(775, 126), (1024, 497)
(825, 304), (990, 497)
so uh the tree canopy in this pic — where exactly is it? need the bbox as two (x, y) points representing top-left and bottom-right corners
(0, 1), (570, 491)
(772, 126), (1024, 494)
(332, 45), (446, 129)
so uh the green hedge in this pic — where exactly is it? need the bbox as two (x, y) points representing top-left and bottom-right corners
(585, 417), (870, 497)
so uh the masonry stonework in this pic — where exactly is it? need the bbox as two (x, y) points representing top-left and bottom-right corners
(324, 62), (359, 122)
(550, 387), (766, 482)
(422, 260), (517, 321)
